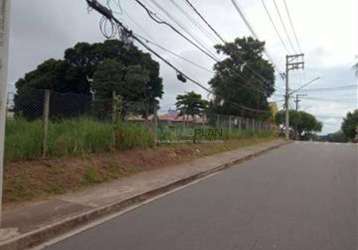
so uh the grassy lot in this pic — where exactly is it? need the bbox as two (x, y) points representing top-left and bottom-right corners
(5, 118), (155, 161)
(5, 118), (274, 162)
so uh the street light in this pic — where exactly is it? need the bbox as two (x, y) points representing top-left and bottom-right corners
(289, 77), (321, 96)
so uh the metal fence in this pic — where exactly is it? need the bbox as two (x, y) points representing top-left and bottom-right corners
(6, 89), (275, 159)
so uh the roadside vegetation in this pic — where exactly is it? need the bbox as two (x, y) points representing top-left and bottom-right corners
(5, 117), (274, 162)
(4, 134), (276, 204)
(5, 118), (155, 161)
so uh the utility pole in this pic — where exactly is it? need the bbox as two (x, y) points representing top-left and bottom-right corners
(0, 0), (10, 225)
(285, 54), (304, 139)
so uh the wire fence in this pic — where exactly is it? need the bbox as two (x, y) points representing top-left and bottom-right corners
(5, 89), (275, 161)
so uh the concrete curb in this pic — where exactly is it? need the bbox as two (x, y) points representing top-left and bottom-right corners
(0, 141), (290, 250)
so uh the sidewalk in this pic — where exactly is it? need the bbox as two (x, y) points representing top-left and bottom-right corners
(0, 139), (288, 249)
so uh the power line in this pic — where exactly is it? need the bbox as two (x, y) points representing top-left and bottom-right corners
(260, 0), (289, 53)
(133, 0), (219, 62)
(85, 0), (271, 114)
(121, 10), (155, 41)
(167, 0), (219, 44)
(134, 33), (214, 74)
(302, 96), (357, 103)
(272, 0), (297, 53)
(298, 84), (358, 92)
(230, 0), (283, 73)
(180, 0), (276, 91)
(135, 0), (275, 95)
(123, 10), (268, 82)
(282, 0), (302, 52)
(183, 0), (226, 44)
(144, 0), (220, 61)
(104, 1), (275, 107)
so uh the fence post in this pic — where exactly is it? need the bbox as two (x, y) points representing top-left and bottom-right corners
(154, 104), (158, 146)
(42, 89), (50, 158)
(228, 115), (232, 134)
(112, 90), (117, 148)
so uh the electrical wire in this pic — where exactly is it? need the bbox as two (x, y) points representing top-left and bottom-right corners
(298, 84), (358, 92)
(183, 0), (226, 44)
(230, 0), (283, 74)
(167, 0), (219, 44)
(302, 96), (357, 103)
(85, 0), (271, 114)
(272, 0), (297, 53)
(134, 0), (275, 95)
(144, 0), (220, 61)
(260, 0), (290, 53)
(282, 0), (302, 52)
(180, 0), (277, 91)
(147, 0), (219, 58)
(134, 33), (214, 74)
(133, 0), (220, 62)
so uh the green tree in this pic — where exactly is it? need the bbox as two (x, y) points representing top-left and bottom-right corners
(64, 40), (163, 109)
(275, 110), (322, 139)
(209, 37), (275, 118)
(14, 59), (91, 119)
(14, 40), (163, 119)
(341, 110), (358, 140)
(176, 92), (208, 121)
(92, 60), (151, 118)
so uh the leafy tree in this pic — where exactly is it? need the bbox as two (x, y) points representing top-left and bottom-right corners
(341, 109), (358, 140)
(209, 37), (275, 118)
(176, 92), (208, 120)
(14, 59), (91, 119)
(275, 110), (322, 139)
(14, 40), (163, 119)
(92, 59), (151, 118)
(64, 40), (163, 110)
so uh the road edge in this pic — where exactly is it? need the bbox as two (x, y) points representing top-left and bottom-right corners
(0, 140), (291, 250)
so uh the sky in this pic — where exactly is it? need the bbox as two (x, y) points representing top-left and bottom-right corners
(7, 0), (358, 134)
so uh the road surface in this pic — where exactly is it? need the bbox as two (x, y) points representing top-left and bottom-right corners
(45, 142), (357, 250)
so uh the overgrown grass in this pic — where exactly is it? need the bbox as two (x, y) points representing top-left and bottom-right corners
(115, 123), (155, 150)
(158, 124), (275, 142)
(5, 118), (155, 161)
(5, 119), (43, 160)
(5, 118), (275, 162)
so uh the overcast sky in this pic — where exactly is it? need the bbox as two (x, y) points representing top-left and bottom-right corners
(8, 0), (358, 134)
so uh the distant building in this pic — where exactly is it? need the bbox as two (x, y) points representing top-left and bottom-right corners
(127, 108), (206, 125)
(159, 109), (206, 125)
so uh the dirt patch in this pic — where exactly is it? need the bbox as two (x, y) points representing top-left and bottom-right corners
(3, 137), (275, 206)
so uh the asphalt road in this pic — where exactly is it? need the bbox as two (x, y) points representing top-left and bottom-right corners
(45, 142), (357, 250)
